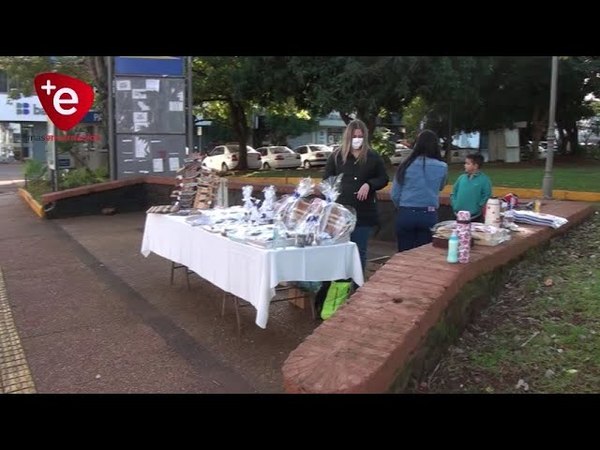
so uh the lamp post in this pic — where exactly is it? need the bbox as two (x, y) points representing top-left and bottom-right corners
(542, 56), (558, 199)
(186, 56), (194, 155)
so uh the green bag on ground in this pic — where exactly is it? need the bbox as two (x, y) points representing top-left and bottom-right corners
(320, 281), (352, 320)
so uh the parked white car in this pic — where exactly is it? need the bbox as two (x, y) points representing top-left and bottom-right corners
(293, 144), (333, 169)
(256, 146), (301, 170)
(389, 144), (412, 165)
(202, 144), (261, 172)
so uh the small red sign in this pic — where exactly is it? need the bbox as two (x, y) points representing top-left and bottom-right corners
(34, 72), (94, 131)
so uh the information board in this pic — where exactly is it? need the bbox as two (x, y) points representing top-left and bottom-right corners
(115, 77), (185, 135)
(116, 134), (186, 178)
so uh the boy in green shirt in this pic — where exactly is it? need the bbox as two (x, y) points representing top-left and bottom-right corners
(451, 153), (492, 222)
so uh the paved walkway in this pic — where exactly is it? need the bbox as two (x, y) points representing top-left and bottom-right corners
(0, 187), (396, 393)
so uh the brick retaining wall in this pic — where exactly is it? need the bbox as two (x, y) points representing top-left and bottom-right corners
(282, 200), (595, 393)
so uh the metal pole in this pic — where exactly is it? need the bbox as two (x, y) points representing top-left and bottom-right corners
(106, 56), (116, 180)
(542, 56), (558, 199)
(186, 56), (194, 155)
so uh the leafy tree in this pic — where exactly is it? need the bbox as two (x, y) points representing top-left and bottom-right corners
(407, 57), (494, 160)
(262, 112), (318, 146)
(192, 57), (261, 170)
(285, 56), (413, 137)
(370, 127), (395, 162)
(401, 95), (430, 142)
(554, 56), (600, 154)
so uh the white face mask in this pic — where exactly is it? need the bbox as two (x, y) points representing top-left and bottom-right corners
(351, 137), (364, 149)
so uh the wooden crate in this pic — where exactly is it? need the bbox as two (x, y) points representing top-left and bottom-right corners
(287, 287), (311, 309)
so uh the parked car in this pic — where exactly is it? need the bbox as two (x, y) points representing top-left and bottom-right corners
(201, 144), (261, 172)
(389, 143), (412, 165)
(525, 141), (558, 159)
(256, 146), (301, 170)
(292, 144), (333, 169)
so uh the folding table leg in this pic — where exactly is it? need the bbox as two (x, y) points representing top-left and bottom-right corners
(221, 292), (227, 317)
(308, 292), (317, 320)
(234, 296), (241, 336)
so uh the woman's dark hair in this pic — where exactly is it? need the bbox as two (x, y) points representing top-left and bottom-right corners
(394, 129), (443, 185)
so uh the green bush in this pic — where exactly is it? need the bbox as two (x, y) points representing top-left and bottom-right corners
(371, 127), (395, 160)
(23, 159), (46, 181)
(60, 167), (109, 190)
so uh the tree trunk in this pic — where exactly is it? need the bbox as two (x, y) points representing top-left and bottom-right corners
(530, 106), (548, 158)
(565, 121), (581, 155)
(557, 127), (566, 153)
(229, 100), (248, 170)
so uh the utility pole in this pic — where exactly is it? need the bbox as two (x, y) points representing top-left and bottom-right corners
(107, 56), (116, 180)
(542, 56), (558, 199)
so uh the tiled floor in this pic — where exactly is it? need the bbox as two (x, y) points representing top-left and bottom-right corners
(0, 268), (36, 393)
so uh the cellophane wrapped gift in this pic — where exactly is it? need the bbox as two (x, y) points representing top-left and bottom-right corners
(317, 174), (356, 243)
(273, 177), (315, 231)
(257, 185), (277, 224)
(295, 198), (326, 246)
(241, 185), (260, 223)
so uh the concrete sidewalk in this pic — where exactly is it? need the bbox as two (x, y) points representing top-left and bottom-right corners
(0, 190), (395, 393)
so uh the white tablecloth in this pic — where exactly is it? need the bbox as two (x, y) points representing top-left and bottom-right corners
(140, 214), (364, 328)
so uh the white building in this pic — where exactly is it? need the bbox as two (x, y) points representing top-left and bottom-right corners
(0, 92), (48, 161)
(286, 111), (346, 149)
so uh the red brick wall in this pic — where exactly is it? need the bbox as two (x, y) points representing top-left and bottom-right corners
(282, 200), (595, 393)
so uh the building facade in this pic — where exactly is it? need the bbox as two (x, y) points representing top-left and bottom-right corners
(0, 92), (48, 161)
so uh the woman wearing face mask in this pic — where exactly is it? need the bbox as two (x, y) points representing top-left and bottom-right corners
(323, 119), (389, 272)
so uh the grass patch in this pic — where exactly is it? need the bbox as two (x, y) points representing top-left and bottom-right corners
(424, 207), (600, 393)
(242, 160), (600, 192)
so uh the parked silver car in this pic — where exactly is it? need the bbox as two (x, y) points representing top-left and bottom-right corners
(256, 146), (301, 170)
(389, 144), (412, 165)
(293, 144), (332, 169)
(202, 144), (262, 172)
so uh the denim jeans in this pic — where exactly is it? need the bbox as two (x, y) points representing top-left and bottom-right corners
(351, 225), (372, 273)
(395, 207), (438, 252)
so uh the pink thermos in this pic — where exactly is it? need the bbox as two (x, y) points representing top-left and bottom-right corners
(456, 210), (471, 264)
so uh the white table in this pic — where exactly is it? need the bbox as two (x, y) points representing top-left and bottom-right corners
(141, 214), (364, 328)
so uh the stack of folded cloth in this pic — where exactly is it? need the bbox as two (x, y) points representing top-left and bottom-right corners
(512, 210), (568, 229)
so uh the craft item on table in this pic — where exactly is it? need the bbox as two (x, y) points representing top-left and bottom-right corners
(315, 174), (355, 244)
(470, 223), (511, 246)
(512, 210), (568, 229)
(294, 207), (321, 247)
(485, 197), (501, 227)
(240, 185), (260, 223)
(321, 202), (356, 243)
(147, 205), (178, 214)
(431, 221), (472, 248)
(193, 184), (216, 210)
(503, 193), (519, 209)
(177, 159), (204, 179)
(456, 210), (471, 263)
(257, 185), (277, 224)
(273, 177), (315, 231)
